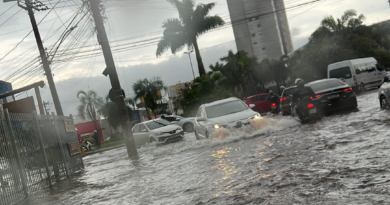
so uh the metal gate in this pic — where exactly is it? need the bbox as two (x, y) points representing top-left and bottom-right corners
(0, 109), (84, 205)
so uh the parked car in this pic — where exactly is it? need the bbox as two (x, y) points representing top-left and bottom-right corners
(378, 76), (390, 109)
(132, 119), (184, 147)
(245, 93), (273, 113)
(194, 97), (262, 140)
(280, 86), (297, 115)
(306, 79), (358, 113)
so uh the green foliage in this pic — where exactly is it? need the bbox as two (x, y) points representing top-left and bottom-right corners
(156, 0), (224, 76)
(99, 100), (134, 131)
(132, 77), (165, 115)
(291, 10), (390, 81)
(109, 132), (124, 142)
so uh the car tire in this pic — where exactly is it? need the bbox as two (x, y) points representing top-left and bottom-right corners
(194, 130), (200, 140)
(150, 137), (156, 143)
(359, 83), (365, 94)
(380, 96), (389, 109)
(183, 123), (194, 132)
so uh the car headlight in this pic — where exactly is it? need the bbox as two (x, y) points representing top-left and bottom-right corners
(251, 113), (262, 120)
(211, 124), (223, 129)
(156, 132), (165, 136)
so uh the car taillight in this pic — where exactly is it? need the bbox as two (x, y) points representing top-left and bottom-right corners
(344, 88), (353, 92)
(280, 99), (283, 102)
(272, 103), (276, 107)
(315, 95), (322, 98)
(283, 98), (286, 101)
(308, 104), (314, 109)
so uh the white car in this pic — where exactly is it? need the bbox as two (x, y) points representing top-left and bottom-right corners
(194, 97), (262, 140)
(132, 119), (184, 147)
(162, 115), (195, 132)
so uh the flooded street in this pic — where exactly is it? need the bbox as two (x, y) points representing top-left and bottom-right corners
(19, 91), (390, 205)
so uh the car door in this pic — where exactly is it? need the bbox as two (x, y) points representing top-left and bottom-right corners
(138, 124), (150, 145)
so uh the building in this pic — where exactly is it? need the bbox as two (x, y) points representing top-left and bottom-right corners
(167, 81), (192, 114)
(227, 0), (294, 62)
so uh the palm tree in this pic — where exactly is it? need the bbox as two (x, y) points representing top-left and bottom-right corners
(76, 90), (104, 132)
(310, 9), (365, 43)
(126, 97), (137, 110)
(156, 0), (225, 76)
(132, 77), (165, 117)
(100, 95), (134, 132)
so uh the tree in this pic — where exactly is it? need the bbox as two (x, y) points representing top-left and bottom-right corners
(126, 97), (137, 110)
(76, 90), (104, 132)
(156, 0), (225, 76)
(100, 96), (134, 132)
(132, 77), (165, 117)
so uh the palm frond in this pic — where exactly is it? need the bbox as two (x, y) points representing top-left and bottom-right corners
(196, 15), (225, 36)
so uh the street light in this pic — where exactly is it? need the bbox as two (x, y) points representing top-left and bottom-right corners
(184, 50), (196, 79)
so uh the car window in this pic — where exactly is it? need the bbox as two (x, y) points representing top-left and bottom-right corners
(165, 116), (177, 122)
(330, 66), (352, 79)
(307, 80), (346, 92)
(250, 94), (269, 102)
(146, 119), (171, 130)
(206, 100), (249, 119)
(139, 124), (147, 132)
(282, 88), (296, 97)
(133, 125), (140, 133)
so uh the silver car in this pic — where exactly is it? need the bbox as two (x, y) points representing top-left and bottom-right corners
(162, 115), (195, 132)
(132, 119), (184, 147)
(378, 76), (390, 109)
(194, 97), (262, 140)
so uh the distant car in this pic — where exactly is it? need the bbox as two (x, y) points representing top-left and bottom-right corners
(132, 119), (184, 147)
(245, 93), (272, 113)
(280, 86), (297, 115)
(161, 115), (195, 132)
(378, 76), (390, 109)
(194, 97), (262, 140)
(306, 79), (358, 113)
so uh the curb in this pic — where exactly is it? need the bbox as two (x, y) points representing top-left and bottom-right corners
(85, 144), (126, 156)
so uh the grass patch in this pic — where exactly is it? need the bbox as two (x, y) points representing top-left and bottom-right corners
(100, 139), (125, 149)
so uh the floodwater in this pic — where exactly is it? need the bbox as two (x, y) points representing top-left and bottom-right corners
(18, 91), (390, 205)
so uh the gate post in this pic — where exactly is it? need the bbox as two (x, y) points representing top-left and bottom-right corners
(52, 113), (69, 178)
(32, 112), (53, 189)
(70, 114), (84, 170)
(3, 109), (29, 197)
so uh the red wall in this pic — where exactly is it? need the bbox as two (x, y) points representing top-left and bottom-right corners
(75, 121), (104, 143)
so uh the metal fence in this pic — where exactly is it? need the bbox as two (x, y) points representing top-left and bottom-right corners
(0, 109), (84, 205)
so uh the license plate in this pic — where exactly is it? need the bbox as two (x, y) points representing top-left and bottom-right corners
(328, 94), (339, 99)
(309, 109), (317, 114)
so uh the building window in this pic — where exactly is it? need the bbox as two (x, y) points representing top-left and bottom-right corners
(252, 33), (255, 37)
(255, 16), (260, 20)
(257, 24), (261, 28)
(248, 18), (252, 22)
(262, 47), (266, 50)
(254, 42), (258, 45)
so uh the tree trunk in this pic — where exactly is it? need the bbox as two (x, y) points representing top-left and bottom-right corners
(193, 39), (206, 76)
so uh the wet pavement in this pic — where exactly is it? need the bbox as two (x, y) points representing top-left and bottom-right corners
(17, 91), (390, 205)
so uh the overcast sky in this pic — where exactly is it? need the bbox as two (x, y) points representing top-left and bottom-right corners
(0, 0), (390, 115)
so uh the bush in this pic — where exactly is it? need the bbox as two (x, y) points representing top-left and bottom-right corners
(110, 132), (124, 142)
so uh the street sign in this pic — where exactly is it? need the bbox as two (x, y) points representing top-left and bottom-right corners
(67, 141), (81, 156)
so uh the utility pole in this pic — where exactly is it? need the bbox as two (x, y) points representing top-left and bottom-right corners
(15, 0), (64, 116)
(184, 51), (196, 79)
(88, 0), (138, 159)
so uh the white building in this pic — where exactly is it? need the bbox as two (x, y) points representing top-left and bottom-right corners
(227, 0), (294, 62)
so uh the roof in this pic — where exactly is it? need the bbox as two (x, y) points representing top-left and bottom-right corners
(204, 97), (239, 107)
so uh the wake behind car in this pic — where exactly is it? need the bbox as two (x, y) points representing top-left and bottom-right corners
(132, 119), (184, 147)
(194, 97), (262, 140)
(306, 79), (358, 113)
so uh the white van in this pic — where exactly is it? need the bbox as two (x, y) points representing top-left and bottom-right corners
(327, 57), (385, 91)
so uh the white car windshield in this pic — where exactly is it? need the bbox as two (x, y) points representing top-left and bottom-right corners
(146, 119), (171, 130)
(206, 100), (249, 119)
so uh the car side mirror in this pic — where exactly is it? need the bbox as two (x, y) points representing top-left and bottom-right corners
(197, 117), (206, 122)
(249, 104), (256, 109)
